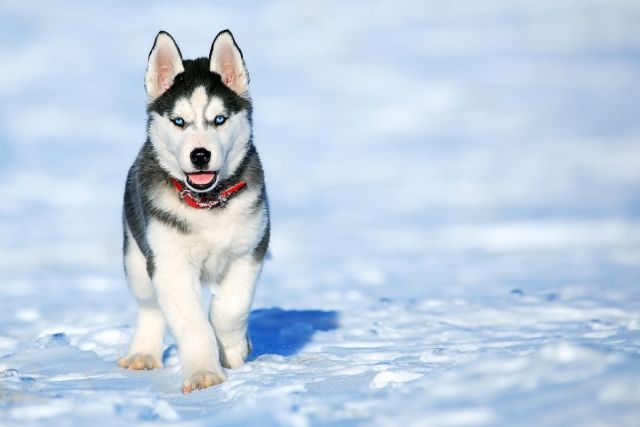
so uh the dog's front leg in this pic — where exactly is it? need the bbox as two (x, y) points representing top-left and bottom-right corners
(210, 255), (262, 369)
(150, 226), (226, 392)
(119, 227), (166, 371)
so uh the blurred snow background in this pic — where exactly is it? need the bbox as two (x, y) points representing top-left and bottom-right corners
(1, 0), (639, 426)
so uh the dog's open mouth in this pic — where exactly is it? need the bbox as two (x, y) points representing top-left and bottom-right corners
(185, 171), (217, 191)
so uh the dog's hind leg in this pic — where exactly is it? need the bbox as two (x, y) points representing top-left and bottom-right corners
(210, 255), (262, 369)
(118, 226), (166, 370)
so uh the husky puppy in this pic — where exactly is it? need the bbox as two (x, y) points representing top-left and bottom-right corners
(119, 30), (269, 393)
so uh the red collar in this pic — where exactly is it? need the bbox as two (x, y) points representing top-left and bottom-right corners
(171, 178), (247, 209)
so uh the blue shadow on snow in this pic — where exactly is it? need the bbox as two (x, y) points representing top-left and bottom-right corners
(248, 308), (339, 359)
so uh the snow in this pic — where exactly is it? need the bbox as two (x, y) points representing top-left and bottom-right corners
(1, 0), (640, 425)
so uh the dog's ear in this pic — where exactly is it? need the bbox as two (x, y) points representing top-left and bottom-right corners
(209, 30), (249, 97)
(145, 31), (184, 101)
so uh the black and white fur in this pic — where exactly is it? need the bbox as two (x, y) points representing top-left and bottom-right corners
(119, 30), (269, 393)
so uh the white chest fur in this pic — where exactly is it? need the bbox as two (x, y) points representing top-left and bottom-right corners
(147, 182), (267, 285)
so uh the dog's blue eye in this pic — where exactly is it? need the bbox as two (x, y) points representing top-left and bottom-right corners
(171, 117), (185, 127)
(214, 115), (227, 126)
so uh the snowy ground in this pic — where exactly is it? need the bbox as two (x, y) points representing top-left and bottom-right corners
(1, 1), (640, 425)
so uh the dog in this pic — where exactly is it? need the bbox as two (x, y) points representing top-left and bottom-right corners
(118, 30), (269, 393)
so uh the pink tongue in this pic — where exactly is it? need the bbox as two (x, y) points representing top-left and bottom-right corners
(188, 172), (215, 185)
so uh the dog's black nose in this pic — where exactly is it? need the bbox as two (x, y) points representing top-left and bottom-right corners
(190, 148), (211, 168)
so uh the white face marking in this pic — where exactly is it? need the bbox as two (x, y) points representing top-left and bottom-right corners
(204, 97), (225, 123)
(148, 85), (252, 188)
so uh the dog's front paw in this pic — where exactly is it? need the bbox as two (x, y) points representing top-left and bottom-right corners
(220, 340), (250, 369)
(182, 370), (226, 393)
(118, 353), (163, 370)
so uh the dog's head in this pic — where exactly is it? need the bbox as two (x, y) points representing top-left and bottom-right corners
(145, 30), (252, 193)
